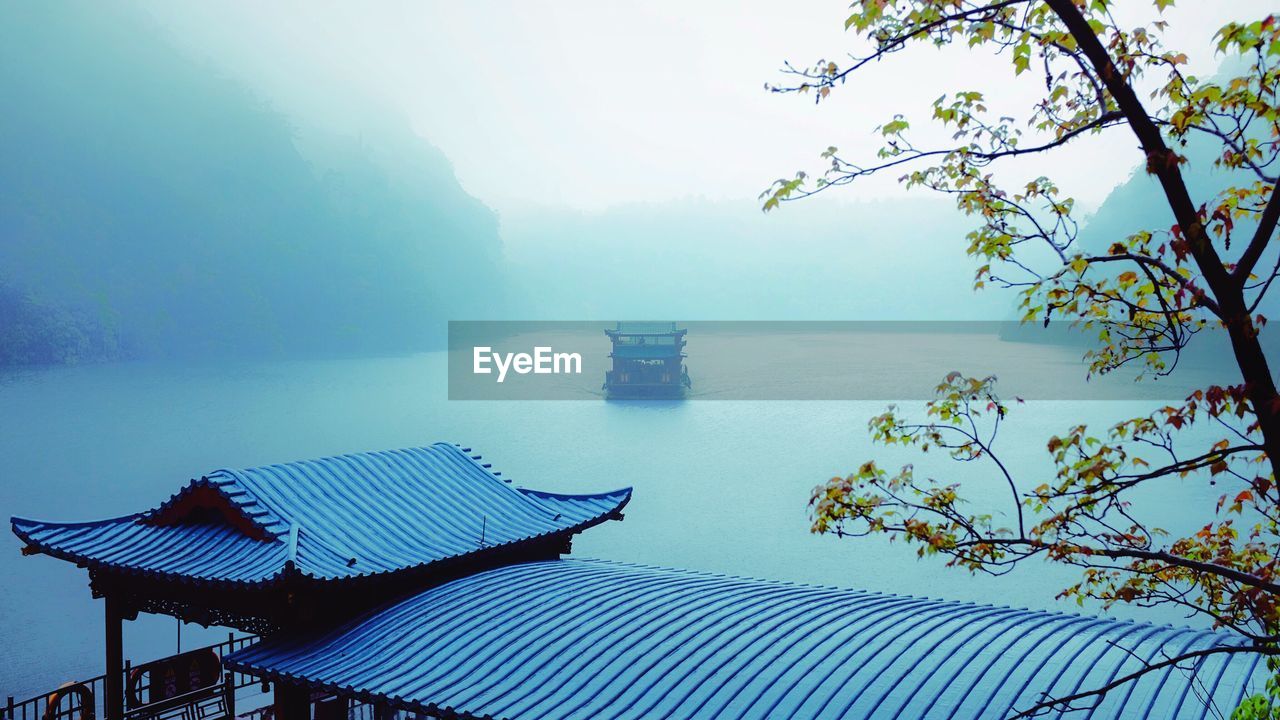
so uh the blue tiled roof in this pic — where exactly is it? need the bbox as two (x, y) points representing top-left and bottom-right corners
(11, 445), (630, 585)
(609, 322), (683, 335)
(225, 559), (1264, 720)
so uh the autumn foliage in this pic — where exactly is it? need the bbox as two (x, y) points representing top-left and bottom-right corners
(766, 1), (1280, 717)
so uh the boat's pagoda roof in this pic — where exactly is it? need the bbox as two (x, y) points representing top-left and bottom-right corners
(11, 444), (630, 588)
(226, 559), (1263, 720)
(605, 321), (686, 337)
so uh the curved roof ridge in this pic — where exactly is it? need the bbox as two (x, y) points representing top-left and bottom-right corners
(12, 513), (291, 585)
(442, 442), (564, 490)
(225, 559), (1262, 720)
(223, 442), (478, 480)
(519, 487), (634, 501)
(12, 511), (146, 531)
(516, 487), (633, 526)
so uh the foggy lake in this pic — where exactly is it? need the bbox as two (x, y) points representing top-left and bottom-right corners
(0, 346), (1228, 698)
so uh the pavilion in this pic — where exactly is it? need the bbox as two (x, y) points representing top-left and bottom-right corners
(9, 444), (1267, 720)
(10, 443), (630, 720)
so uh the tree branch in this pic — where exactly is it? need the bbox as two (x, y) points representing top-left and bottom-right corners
(950, 538), (1280, 596)
(1233, 182), (1280, 282)
(1043, 0), (1233, 292)
(1010, 644), (1280, 718)
(773, 0), (1035, 95)
(1045, 0), (1280, 478)
(1084, 253), (1223, 317)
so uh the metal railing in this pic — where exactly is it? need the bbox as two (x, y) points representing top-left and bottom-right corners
(4, 638), (445, 720)
(4, 635), (259, 720)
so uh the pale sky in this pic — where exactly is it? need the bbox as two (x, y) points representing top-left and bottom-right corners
(141, 0), (1274, 215)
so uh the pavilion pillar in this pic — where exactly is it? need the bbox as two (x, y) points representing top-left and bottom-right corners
(276, 683), (310, 720)
(103, 595), (125, 720)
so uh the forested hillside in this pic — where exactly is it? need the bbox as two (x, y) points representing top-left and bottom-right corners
(0, 4), (505, 363)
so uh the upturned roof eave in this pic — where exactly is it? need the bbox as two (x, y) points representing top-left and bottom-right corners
(9, 490), (629, 590)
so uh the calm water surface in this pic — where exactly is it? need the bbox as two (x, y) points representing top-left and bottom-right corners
(0, 351), (1225, 697)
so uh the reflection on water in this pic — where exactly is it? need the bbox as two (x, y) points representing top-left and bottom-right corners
(0, 352), (1226, 697)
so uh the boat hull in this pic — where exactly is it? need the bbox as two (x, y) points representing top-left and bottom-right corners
(603, 382), (688, 400)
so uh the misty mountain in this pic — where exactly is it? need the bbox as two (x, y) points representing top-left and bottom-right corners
(0, 4), (505, 363)
(1075, 147), (1261, 258)
(1000, 103), (1275, 361)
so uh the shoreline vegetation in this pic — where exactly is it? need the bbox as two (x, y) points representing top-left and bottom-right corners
(0, 279), (120, 366)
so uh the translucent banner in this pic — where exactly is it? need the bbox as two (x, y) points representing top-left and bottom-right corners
(447, 321), (1249, 401)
